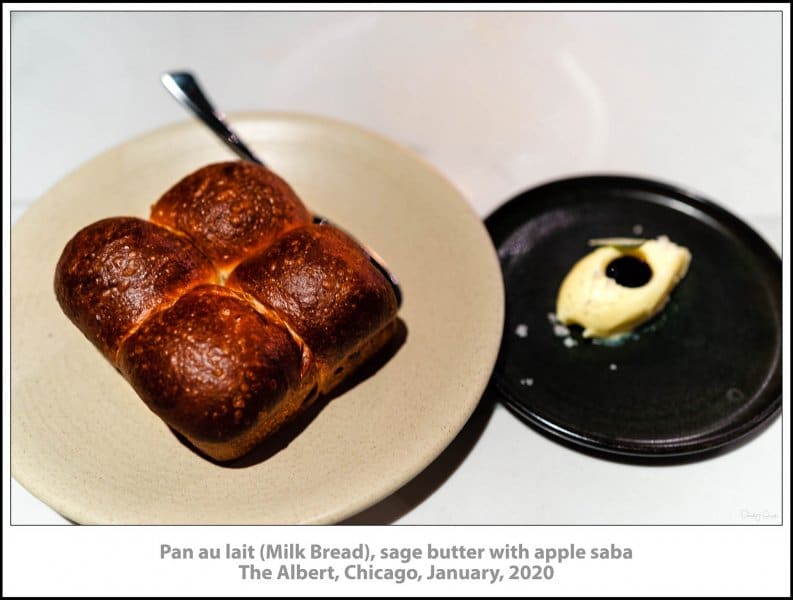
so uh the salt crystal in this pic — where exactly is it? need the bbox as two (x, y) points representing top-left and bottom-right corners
(563, 337), (578, 348)
(514, 324), (528, 338)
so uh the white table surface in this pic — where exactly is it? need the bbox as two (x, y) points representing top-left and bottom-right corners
(10, 10), (783, 525)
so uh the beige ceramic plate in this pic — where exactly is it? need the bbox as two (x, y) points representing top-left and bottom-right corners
(11, 113), (504, 524)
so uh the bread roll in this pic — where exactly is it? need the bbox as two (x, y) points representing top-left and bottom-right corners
(54, 161), (399, 461)
(151, 161), (312, 275)
(227, 224), (399, 391)
(54, 217), (217, 360)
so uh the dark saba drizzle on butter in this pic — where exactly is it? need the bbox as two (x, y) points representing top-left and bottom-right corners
(606, 255), (652, 288)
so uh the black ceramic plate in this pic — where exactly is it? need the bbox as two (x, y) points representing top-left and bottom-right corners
(486, 176), (781, 458)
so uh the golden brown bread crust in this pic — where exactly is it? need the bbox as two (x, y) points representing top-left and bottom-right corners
(119, 285), (302, 445)
(227, 224), (399, 369)
(54, 217), (217, 360)
(54, 161), (399, 462)
(190, 317), (398, 462)
(151, 162), (312, 273)
(317, 318), (399, 395)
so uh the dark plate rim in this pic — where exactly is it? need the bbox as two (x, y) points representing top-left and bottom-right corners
(485, 174), (782, 458)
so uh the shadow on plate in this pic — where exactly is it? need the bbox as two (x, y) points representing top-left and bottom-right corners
(340, 384), (498, 524)
(171, 318), (408, 468)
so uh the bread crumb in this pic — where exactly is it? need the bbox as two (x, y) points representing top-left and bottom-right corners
(563, 337), (578, 348)
(514, 324), (528, 338)
(520, 377), (534, 386)
(632, 224), (644, 235)
(609, 363), (618, 371)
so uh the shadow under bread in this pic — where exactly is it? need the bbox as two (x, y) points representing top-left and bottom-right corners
(340, 384), (498, 525)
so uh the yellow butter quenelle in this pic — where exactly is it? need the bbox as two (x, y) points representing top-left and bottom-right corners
(556, 236), (691, 339)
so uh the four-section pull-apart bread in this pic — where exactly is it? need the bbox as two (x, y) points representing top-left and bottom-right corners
(54, 161), (400, 461)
